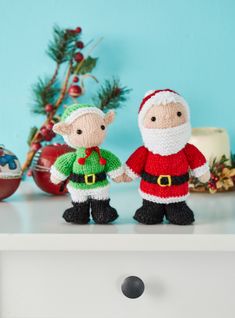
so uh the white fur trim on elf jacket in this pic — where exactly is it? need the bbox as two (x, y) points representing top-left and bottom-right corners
(191, 162), (209, 178)
(139, 189), (189, 204)
(64, 107), (104, 124)
(50, 165), (68, 181)
(67, 184), (110, 203)
(107, 166), (124, 179)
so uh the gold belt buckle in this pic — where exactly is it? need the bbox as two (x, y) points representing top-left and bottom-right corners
(84, 174), (96, 185)
(157, 175), (172, 187)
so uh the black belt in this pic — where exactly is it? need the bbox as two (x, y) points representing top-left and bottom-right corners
(69, 172), (106, 185)
(141, 171), (189, 187)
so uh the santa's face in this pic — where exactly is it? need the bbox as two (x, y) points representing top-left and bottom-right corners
(143, 102), (187, 129)
(140, 102), (191, 155)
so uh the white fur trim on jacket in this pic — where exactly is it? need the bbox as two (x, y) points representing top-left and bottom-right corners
(50, 165), (68, 181)
(107, 166), (124, 179)
(64, 107), (104, 124)
(124, 164), (140, 180)
(139, 189), (189, 204)
(139, 90), (190, 126)
(191, 162), (209, 178)
(67, 184), (110, 203)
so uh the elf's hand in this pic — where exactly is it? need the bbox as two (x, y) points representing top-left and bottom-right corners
(112, 174), (125, 183)
(50, 174), (62, 185)
(198, 171), (211, 183)
(123, 173), (133, 182)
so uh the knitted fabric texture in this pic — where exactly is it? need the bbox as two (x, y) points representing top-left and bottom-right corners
(165, 201), (195, 225)
(63, 201), (90, 224)
(51, 147), (122, 190)
(126, 143), (207, 204)
(134, 200), (165, 224)
(61, 103), (104, 124)
(91, 199), (118, 224)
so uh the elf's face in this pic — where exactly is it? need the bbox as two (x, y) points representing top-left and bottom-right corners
(54, 111), (115, 148)
(143, 102), (187, 129)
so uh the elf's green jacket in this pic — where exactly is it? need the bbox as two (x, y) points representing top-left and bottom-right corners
(51, 147), (122, 190)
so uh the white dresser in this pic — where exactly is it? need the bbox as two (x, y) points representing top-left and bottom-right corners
(0, 181), (235, 318)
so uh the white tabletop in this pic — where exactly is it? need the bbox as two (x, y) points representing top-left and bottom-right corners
(0, 181), (234, 251)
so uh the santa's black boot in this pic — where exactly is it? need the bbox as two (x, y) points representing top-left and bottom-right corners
(63, 201), (90, 224)
(134, 200), (165, 224)
(165, 201), (195, 225)
(91, 199), (118, 224)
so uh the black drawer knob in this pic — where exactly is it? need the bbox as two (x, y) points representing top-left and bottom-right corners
(121, 276), (145, 299)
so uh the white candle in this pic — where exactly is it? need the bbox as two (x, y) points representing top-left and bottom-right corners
(190, 127), (231, 165)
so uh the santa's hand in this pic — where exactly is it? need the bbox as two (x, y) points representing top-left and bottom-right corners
(123, 173), (133, 183)
(112, 174), (125, 183)
(198, 171), (211, 183)
(50, 175), (62, 185)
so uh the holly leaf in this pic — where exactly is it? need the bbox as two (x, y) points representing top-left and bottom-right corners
(75, 56), (98, 75)
(27, 127), (38, 146)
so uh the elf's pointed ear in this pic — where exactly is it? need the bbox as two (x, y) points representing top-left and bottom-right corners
(104, 111), (115, 126)
(53, 122), (71, 136)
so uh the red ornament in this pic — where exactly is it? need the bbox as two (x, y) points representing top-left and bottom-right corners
(32, 144), (73, 195)
(73, 76), (79, 83)
(76, 41), (84, 49)
(0, 147), (21, 201)
(31, 142), (41, 151)
(75, 27), (82, 33)
(45, 104), (54, 113)
(74, 52), (84, 63)
(68, 85), (82, 98)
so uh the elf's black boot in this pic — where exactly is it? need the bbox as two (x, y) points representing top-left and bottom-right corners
(91, 199), (118, 224)
(63, 201), (90, 224)
(165, 201), (195, 225)
(134, 199), (165, 224)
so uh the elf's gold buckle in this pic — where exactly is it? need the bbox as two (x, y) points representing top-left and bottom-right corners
(84, 174), (96, 185)
(157, 175), (172, 187)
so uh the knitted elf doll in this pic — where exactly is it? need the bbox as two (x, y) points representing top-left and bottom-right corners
(50, 104), (123, 224)
(124, 89), (211, 225)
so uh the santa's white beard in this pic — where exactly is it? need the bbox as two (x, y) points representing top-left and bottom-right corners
(140, 122), (191, 156)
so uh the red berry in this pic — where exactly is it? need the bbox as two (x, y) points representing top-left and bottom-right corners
(76, 41), (84, 49)
(68, 85), (82, 98)
(31, 143), (41, 151)
(45, 104), (53, 113)
(40, 127), (48, 136)
(73, 76), (79, 83)
(46, 122), (54, 130)
(74, 52), (84, 63)
(75, 27), (82, 33)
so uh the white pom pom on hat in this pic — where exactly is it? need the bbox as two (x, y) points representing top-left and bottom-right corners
(138, 89), (190, 125)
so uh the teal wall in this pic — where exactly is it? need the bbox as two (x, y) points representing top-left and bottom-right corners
(0, 0), (235, 163)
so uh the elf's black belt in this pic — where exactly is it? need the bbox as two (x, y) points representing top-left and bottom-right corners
(141, 171), (189, 187)
(69, 171), (106, 185)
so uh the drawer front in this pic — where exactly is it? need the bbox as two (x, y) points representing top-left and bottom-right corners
(0, 251), (234, 318)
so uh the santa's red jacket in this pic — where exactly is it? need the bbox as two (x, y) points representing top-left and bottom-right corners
(126, 143), (208, 204)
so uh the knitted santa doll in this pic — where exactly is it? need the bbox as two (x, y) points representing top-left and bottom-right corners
(124, 89), (210, 225)
(50, 104), (123, 224)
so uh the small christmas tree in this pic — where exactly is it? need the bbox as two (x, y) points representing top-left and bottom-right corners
(22, 25), (130, 172)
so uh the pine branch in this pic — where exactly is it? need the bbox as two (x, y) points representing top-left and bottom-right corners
(31, 77), (60, 115)
(47, 25), (78, 64)
(93, 79), (131, 112)
(74, 56), (98, 75)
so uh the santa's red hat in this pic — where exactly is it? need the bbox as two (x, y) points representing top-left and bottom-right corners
(138, 89), (190, 126)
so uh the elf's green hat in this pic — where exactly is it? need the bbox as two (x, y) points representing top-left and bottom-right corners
(61, 104), (104, 124)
